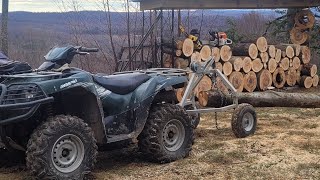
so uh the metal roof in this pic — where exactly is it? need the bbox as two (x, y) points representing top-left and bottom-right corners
(132, 0), (320, 10)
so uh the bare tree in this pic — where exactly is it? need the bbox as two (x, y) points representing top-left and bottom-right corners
(1, 0), (9, 55)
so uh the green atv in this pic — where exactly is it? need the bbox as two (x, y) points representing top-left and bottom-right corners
(0, 46), (195, 179)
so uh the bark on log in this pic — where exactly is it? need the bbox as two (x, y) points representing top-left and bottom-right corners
(268, 45), (276, 58)
(176, 88), (185, 102)
(257, 69), (272, 91)
(174, 58), (189, 69)
(256, 37), (268, 52)
(286, 67), (297, 86)
(200, 45), (212, 61)
(268, 58), (277, 73)
(280, 57), (290, 71)
(290, 27), (308, 45)
(272, 67), (286, 88)
(198, 91), (209, 107)
(229, 56), (243, 72)
(220, 45), (232, 62)
(252, 58), (263, 73)
(300, 76), (313, 89)
(300, 46), (311, 64)
(313, 74), (319, 87)
(242, 57), (252, 73)
(222, 61), (233, 76)
(275, 49), (282, 63)
(182, 38), (194, 57)
(243, 71), (257, 92)
(212, 47), (221, 62)
(206, 90), (320, 108)
(215, 76), (229, 94)
(294, 9), (315, 30)
(232, 43), (258, 59)
(206, 91), (228, 108)
(301, 64), (317, 77)
(229, 72), (244, 92)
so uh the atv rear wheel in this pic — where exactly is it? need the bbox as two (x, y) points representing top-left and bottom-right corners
(138, 104), (194, 163)
(231, 103), (257, 138)
(26, 115), (98, 179)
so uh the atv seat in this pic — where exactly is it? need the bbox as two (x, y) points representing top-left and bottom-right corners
(93, 73), (150, 95)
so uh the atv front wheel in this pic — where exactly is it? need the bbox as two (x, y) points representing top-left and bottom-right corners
(231, 103), (257, 138)
(26, 115), (98, 179)
(138, 104), (194, 163)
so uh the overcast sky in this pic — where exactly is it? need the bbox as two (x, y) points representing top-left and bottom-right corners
(0, 0), (137, 12)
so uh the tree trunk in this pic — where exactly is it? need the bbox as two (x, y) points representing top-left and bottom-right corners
(220, 45), (232, 62)
(232, 43), (258, 59)
(268, 58), (277, 73)
(200, 45), (212, 61)
(222, 61), (233, 76)
(1, 0), (9, 56)
(206, 89), (320, 108)
(229, 56), (243, 72)
(301, 64), (317, 77)
(229, 71), (244, 92)
(300, 76), (313, 89)
(182, 38), (194, 57)
(243, 71), (257, 92)
(257, 69), (272, 91)
(252, 58), (263, 73)
(256, 37), (268, 52)
(272, 67), (286, 88)
(242, 57), (252, 73)
(212, 47), (221, 62)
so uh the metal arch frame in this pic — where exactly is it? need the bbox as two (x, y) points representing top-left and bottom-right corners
(178, 57), (239, 114)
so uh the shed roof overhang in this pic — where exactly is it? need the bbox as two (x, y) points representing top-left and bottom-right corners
(132, 0), (320, 10)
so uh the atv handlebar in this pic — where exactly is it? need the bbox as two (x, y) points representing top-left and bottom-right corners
(79, 47), (99, 52)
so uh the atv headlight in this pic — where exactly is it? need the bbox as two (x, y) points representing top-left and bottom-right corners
(1, 84), (45, 104)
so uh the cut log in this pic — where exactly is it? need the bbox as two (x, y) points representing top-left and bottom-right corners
(292, 57), (301, 70)
(220, 45), (232, 62)
(229, 56), (243, 72)
(176, 50), (182, 57)
(252, 58), (263, 73)
(268, 58), (277, 73)
(191, 52), (201, 63)
(280, 57), (290, 71)
(243, 71), (257, 92)
(163, 54), (173, 68)
(229, 72), (244, 92)
(257, 69), (272, 91)
(300, 46), (311, 64)
(296, 70), (301, 85)
(275, 45), (295, 58)
(215, 76), (229, 94)
(268, 45), (276, 58)
(215, 62), (223, 72)
(212, 47), (221, 62)
(222, 62), (233, 76)
(206, 90), (320, 108)
(256, 37), (268, 52)
(286, 46), (295, 58)
(242, 57), (253, 73)
(182, 38), (194, 57)
(206, 91), (227, 108)
(301, 64), (317, 77)
(286, 67), (297, 86)
(176, 88), (185, 102)
(272, 67), (286, 89)
(300, 76), (313, 89)
(313, 74), (319, 87)
(260, 52), (269, 63)
(198, 91), (209, 107)
(281, 44), (301, 56)
(194, 75), (212, 97)
(290, 27), (308, 45)
(200, 45), (212, 61)
(174, 58), (189, 69)
(232, 43), (258, 59)
(294, 9), (315, 30)
(275, 49), (282, 63)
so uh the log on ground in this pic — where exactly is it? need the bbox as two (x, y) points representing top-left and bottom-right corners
(301, 64), (317, 77)
(272, 67), (286, 88)
(257, 69), (272, 91)
(243, 71), (257, 92)
(286, 67), (297, 86)
(229, 71), (244, 92)
(268, 58), (277, 73)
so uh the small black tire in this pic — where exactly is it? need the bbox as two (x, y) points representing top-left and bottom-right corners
(231, 103), (257, 138)
(138, 104), (194, 163)
(26, 115), (98, 180)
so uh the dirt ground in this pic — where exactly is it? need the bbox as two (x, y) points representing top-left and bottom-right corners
(0, 107), (319, 180)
